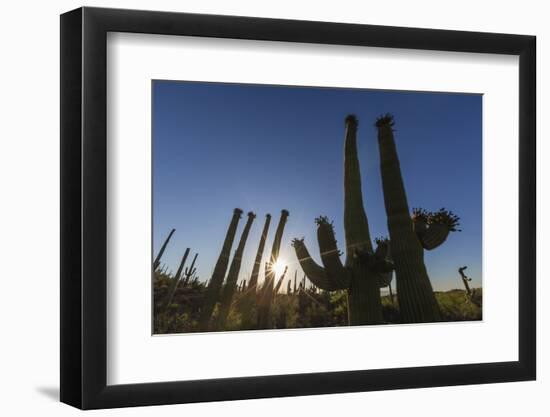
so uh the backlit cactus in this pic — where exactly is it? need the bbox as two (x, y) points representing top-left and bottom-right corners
(292, 116), (393, 325)
(376, 114), (459, 323)
(217, 211), (256, 329)
(274, 266), (288, 294)
(257, 209), (289, 328)
(248, 214), (272, 292)
(199, 208), (243, 330)
(239, 213), (272, 329)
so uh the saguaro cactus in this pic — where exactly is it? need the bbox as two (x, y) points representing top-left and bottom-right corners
(162, 247), (189, 309)
(238, 214), (272, 329)
(273, 266), (289, 295)
(293, 116), (393, 325)
(376, 114), (459, 323)
(183, 253), (198, 286)
(257, 209), (289, 328)
(153, 228), (175, 271)
(458, 266), (472, 296)
(199, 208), (243, 330)
(248, 214), (272, 292)
(217, 212), (256, 330)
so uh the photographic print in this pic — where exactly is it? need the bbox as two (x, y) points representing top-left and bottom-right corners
(152, 81), (482, 334)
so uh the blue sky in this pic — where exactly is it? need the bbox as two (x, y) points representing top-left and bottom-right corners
(153, 80), (482, 292)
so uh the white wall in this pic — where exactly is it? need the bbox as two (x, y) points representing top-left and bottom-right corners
(0, 0), (545, 415)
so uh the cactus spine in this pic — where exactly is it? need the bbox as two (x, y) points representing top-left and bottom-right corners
(216, 212), (256, 329)
(376, 114), (451, 323)
(257, 210), (289, 328)
(153, 228), (175, 271)
(293, 116), (392, 325)
(199, 208), (243, 330)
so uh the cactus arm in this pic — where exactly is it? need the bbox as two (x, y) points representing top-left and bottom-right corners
(316, 216), (351, 288)
(413, 208), (461, 250)
(291, 238), (345, 291)
(343, 115), (373, 266)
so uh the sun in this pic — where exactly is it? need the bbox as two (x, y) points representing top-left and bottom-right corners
(271, 259), (287, 277)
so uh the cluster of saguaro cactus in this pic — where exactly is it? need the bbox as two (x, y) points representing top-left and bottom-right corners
(375, 113), (459, 322)
(195, 208), (290, 331)
(292, 115), (394, 325)
(152, 229), (201, 312)
(257, 210), (289, 328)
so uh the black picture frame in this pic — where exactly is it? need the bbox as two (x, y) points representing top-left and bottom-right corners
(60, 6), (536, 410)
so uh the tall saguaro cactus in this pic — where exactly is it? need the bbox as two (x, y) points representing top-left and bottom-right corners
(200, 208), (243, 330)
(376, 114), (459, 323)
(257, 209), (289, 328)
(238, 213), (272, 330)
(153, 228), (175, 271)
(292, 115), (393, 325)
(248, 214), (272, 292)
(216, 212), (256, 330)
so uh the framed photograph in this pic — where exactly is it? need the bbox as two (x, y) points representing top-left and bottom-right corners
(60, 6), (536, 409)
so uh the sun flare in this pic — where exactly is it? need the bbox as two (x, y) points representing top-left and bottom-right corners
(271, 259), (287, 277)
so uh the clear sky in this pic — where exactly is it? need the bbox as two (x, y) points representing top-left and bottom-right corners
(152, 80), (482, 292)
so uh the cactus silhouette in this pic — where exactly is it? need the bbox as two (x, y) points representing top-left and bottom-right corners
(273, 266), (289, 295)
(216, 212), (256, 330)
(458, 266), (472, 296)
(183, 253), (198, 286)
(162, 247), (189, 310)
(376, 114), (459, 322)
(248, 214), (272, 292)
(257, 209), (289, 328)
(199, 208), (243, 330)
(292, 116), (393, 325)
(153, 228), (175, 271)
(239, 213), (272, 329)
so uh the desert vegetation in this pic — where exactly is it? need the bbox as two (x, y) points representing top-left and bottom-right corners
(153, 114), (482, 334)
